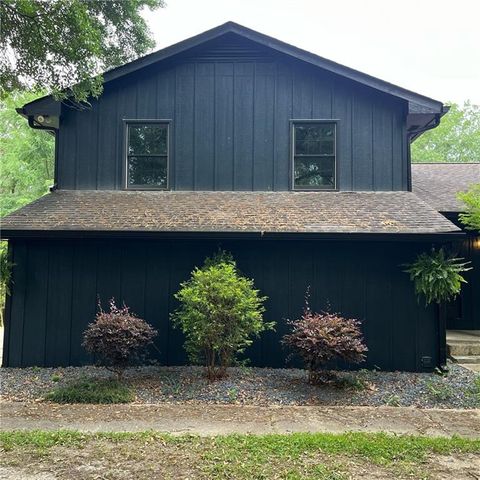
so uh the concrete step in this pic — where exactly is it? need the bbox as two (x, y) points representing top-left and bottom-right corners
(448, 342), (480, 356)
(451, 355), (480, 364)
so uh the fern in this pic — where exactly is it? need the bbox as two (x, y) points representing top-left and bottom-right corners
(404, 248), (472, 305)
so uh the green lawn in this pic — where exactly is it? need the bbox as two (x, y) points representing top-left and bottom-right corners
(1, 430), (478, 479)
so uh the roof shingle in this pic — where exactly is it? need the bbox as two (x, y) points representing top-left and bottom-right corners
(1, 190), (460, 236)
(412, 163), (480, 213)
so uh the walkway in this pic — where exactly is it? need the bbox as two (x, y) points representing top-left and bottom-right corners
(1, 402), (479, 438)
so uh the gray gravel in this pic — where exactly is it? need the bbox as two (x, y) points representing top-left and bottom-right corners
(1, 362), (478, 409)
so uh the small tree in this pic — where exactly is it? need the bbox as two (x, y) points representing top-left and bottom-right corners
(282, 299), (367, 384)
(404, 248), (472, 305)
(172, 251), (273, 380)
(0, 242), (13, 326)
(457, 184), (480, 233)
(82, 299), (157, 379)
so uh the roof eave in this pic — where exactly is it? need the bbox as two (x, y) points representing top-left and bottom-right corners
(20, 21), (444, 116)
(1, 229), (466, 242)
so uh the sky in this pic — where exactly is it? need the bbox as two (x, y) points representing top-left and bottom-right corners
(143, 0), (480, 105)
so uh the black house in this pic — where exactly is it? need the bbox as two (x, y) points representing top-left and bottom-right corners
(1, 22), (471, 371)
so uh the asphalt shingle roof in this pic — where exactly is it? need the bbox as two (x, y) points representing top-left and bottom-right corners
(412, 163), (480, 213)
(1, 190), (460, 235)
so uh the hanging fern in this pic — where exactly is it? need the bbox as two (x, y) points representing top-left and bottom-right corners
(404, 248), (472, 305)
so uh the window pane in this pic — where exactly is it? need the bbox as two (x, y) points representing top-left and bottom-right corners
(295, 124), (334, 155)
(294, 156), (335, 188)
(128, 156), (167, 188)
(128, 124), (167, 155)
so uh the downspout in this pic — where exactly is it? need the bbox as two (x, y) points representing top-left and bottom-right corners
(25, 114), (59, 191)
(408, 107), (450, 371)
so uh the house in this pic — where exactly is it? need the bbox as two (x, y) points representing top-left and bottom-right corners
(1, 22), (467, 371)
(412, 163), (480, 331)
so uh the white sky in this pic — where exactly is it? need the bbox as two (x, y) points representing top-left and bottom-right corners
(143, 0), (480, 105)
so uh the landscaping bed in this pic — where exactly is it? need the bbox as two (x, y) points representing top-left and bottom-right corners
(1, 362), (478, 409)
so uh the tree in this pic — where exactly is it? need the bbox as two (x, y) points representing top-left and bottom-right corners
(172, 251), (273, 380)
(1, 0), (164, 102)
(0, 90), (54, 217)
(0, 243), (13, 326)
(411, 102), (480, 163)
(458, 184), (480, 232)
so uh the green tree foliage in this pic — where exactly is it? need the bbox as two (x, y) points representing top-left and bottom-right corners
(458, 184), (480, 232)
(172, 251), (273, 380)
(0, 0), (164, 101)
(411, 102), (480, 163)
(0, 90), (54, 217)
(0, 243), (13, 326)
(404, 248), (472, 305)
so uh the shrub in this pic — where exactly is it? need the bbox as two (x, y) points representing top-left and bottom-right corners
(282, 301), (368, 384)
(404, 248), (472, 305)
(82, 299), (157, 379)
(0, 242), (13, 326)
(172, 250), (273, 380)
(45, 377), (134, 404)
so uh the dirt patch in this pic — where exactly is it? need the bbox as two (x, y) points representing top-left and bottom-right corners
(426, 453), (480, 480)
(0, 440), (202, 480)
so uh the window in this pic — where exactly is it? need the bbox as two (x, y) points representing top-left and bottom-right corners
(126, 122), (169, 189)
(292, 122), (336, 190)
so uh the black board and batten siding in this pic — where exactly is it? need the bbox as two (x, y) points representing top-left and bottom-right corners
(57, 36), (408, 192)
(4, 239), (437, 370)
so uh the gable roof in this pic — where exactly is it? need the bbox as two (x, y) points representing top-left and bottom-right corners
(1, 190), (460, 239)
(21, 21), (444, 118)
(412, 163), (480, 213)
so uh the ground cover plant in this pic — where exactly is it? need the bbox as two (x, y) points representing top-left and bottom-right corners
(172, 251), (273, 380)
(82, 299), (157, 379)
(283, 297), (367, 384)
(44, 377), (134, 404)
(1, 430), (479, 479)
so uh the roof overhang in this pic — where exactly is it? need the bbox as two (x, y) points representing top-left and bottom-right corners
(0, 229), (466, 243)
(19, 21), (445, 130)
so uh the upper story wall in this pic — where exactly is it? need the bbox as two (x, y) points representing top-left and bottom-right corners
(57, 35), (409, 191)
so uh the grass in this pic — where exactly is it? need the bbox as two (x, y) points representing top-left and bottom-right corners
(44, 377), (134, 404)
(0, 430), (480, 480)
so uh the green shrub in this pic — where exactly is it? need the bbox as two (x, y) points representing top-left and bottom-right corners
(172, 251), (273, 380)
(45, 377), (134, 404)
(404, 248), (472, 305)
(82, 299), (157, 379)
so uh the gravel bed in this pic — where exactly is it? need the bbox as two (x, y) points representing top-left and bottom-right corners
(1, 362), (478, 409)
